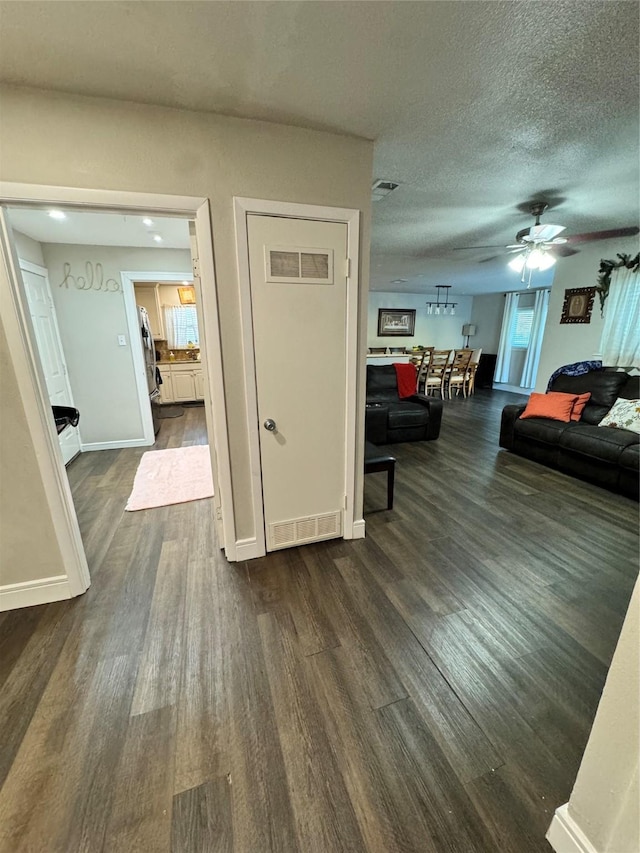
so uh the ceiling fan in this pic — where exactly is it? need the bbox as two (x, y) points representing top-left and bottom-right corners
(454, 201), (639, 284)
(505, 202), (568, 280)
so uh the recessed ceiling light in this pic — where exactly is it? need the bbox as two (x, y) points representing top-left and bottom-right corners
(391, 278), (408, 284)
(153, 234), (163, 243)
(142, 217), (154, 226)
(48, 210), (66, 220)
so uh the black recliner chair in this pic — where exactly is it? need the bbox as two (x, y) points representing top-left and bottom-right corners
(366, 364), (443, 444)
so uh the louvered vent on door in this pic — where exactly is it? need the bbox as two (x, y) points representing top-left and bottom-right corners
(268, 511), (342, 550)
(265, 246), (334, 284)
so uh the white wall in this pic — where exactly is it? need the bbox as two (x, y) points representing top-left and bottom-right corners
(42, 243), (191, 447)
(13, 230), (45, 266)
(548, 580), (639, 853)
(535, 235), (640, 392)
(0, 84), (372, 588)
(368, 291), (473, 350)
(468, 292), (504, 353)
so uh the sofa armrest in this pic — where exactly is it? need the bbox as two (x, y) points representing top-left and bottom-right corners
(500, 404), (526, 449)
(408, 394), (443, 439)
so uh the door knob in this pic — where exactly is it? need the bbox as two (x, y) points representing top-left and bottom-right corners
(263, 419), (277, 432)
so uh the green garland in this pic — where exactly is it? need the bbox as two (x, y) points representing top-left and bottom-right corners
(595, 252), (640, 315)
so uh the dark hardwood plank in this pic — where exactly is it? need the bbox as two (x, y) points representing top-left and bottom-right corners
(103, 705), (176, 852)
(258, 610), (366, 851)
(171, 778), (233, 853)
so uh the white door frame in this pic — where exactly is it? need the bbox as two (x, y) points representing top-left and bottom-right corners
(0, 183), (237, 610)
(233, 197), (362, 559)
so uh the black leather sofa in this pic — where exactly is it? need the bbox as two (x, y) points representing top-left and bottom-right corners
(366, 364), (443, 444)
(500, 370), (639, 499)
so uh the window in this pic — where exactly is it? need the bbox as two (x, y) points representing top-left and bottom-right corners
(163, 305), (199, 349)
(511, 307), (534, 348)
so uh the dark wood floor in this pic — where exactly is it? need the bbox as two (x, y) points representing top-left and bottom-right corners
(1, 393), (637, 852)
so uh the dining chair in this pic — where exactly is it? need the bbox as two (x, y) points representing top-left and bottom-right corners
(415, 347), (434, 386)
(421, 349), (453, 397)
(445, 349), (473, 398)
(464, 348), (483, 396)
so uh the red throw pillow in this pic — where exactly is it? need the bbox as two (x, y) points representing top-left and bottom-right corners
(546, 391), (592, 421)
(519, 392), (578, 422)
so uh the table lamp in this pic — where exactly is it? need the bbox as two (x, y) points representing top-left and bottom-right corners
(462, 323), (476, 348)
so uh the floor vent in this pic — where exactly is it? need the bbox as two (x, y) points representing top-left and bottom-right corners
(268, 511), (342, 551)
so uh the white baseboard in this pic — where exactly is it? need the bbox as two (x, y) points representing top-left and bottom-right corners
(81, 437), (153, 452)
(547, 804), (599, 853)
(0, 575), (72, 611)
(349, 519), (366, 539)
(234, 537), (262, 561)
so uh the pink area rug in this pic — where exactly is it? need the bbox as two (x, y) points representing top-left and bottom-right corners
(125, 444), (214, 511)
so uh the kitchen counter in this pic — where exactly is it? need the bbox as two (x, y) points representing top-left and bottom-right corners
(157, 358), (201, 364)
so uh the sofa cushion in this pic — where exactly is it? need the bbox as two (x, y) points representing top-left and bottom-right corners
(598, 398), (640, 434)
(559, 424), (639, 463)
(520, 392), (577, 422)
(514, 417), (574, 445)
(619, 376), (640, 400)
(551, 371), (630, 425)
(620, 443), (640, 473)
(387, 401), (430, 429)
(366, 364), (400, 399)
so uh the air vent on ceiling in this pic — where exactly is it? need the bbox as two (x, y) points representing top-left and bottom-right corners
(372, 179), (400, 202)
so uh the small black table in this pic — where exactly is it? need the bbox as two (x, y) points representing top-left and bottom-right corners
(364, 441), (396, 510)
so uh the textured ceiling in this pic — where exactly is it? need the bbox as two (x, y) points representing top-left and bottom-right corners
(0, 1), (638, 294)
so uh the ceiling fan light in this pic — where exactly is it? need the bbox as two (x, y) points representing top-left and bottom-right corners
(537, 252), (556, 271)
(526, 248), (544, 269)
(508, 254), (526, 273)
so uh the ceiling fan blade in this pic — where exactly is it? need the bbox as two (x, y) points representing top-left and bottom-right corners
(506, 244), (524, 249)
(554, 244), (580, 257)
(545, 237), (568, 245)
(530, 223), (566, 241)
(567, 226), (639, 244)
(453, 244), (505, 250)
(506, 247), (526, 254)
(479, 255), (501, 263)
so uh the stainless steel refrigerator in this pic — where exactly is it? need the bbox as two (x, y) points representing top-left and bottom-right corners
(138, 305), (161, 436)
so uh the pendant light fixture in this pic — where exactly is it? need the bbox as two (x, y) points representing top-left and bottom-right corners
(426, 285), (457, 316)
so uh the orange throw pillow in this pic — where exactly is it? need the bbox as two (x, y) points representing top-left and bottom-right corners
(547, 391), (592, 421)
(519, 392), (578, 422)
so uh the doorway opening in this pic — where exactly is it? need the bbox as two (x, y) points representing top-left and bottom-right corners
(0, 188), (234, 610)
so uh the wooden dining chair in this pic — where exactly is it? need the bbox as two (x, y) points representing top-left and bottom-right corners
(415, 347), (434, 389)
(421, 349), (453, 397)
(464, 348), (483, 396)
(444, 349), (473, 398)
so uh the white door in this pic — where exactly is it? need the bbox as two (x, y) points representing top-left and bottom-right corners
(20, 261), (81, 465)
(248, 214), (348, 551)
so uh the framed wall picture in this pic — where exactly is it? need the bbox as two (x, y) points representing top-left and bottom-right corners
(560, 287), (596, 324)
(178, 286), (196, 305)
(377, 308), (416, 337)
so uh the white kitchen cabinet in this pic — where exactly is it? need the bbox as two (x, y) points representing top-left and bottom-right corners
(173, 369), (198, 402)
(134, 283), (164, 340)
(158, 367), (174, 403)
(158, 363), (203, 403)
(195, 370), (206, 400)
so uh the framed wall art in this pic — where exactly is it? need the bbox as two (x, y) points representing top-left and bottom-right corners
(377, 308), (416, 337)
(560, 287), (596, 324)
(178, 285), (196, 305)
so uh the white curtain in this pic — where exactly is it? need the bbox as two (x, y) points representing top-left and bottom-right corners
(520, 289), (550, 388)
(495, 292), (519, 383)
(163, 305), (199, 349)
(599, 266), (640, 367)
